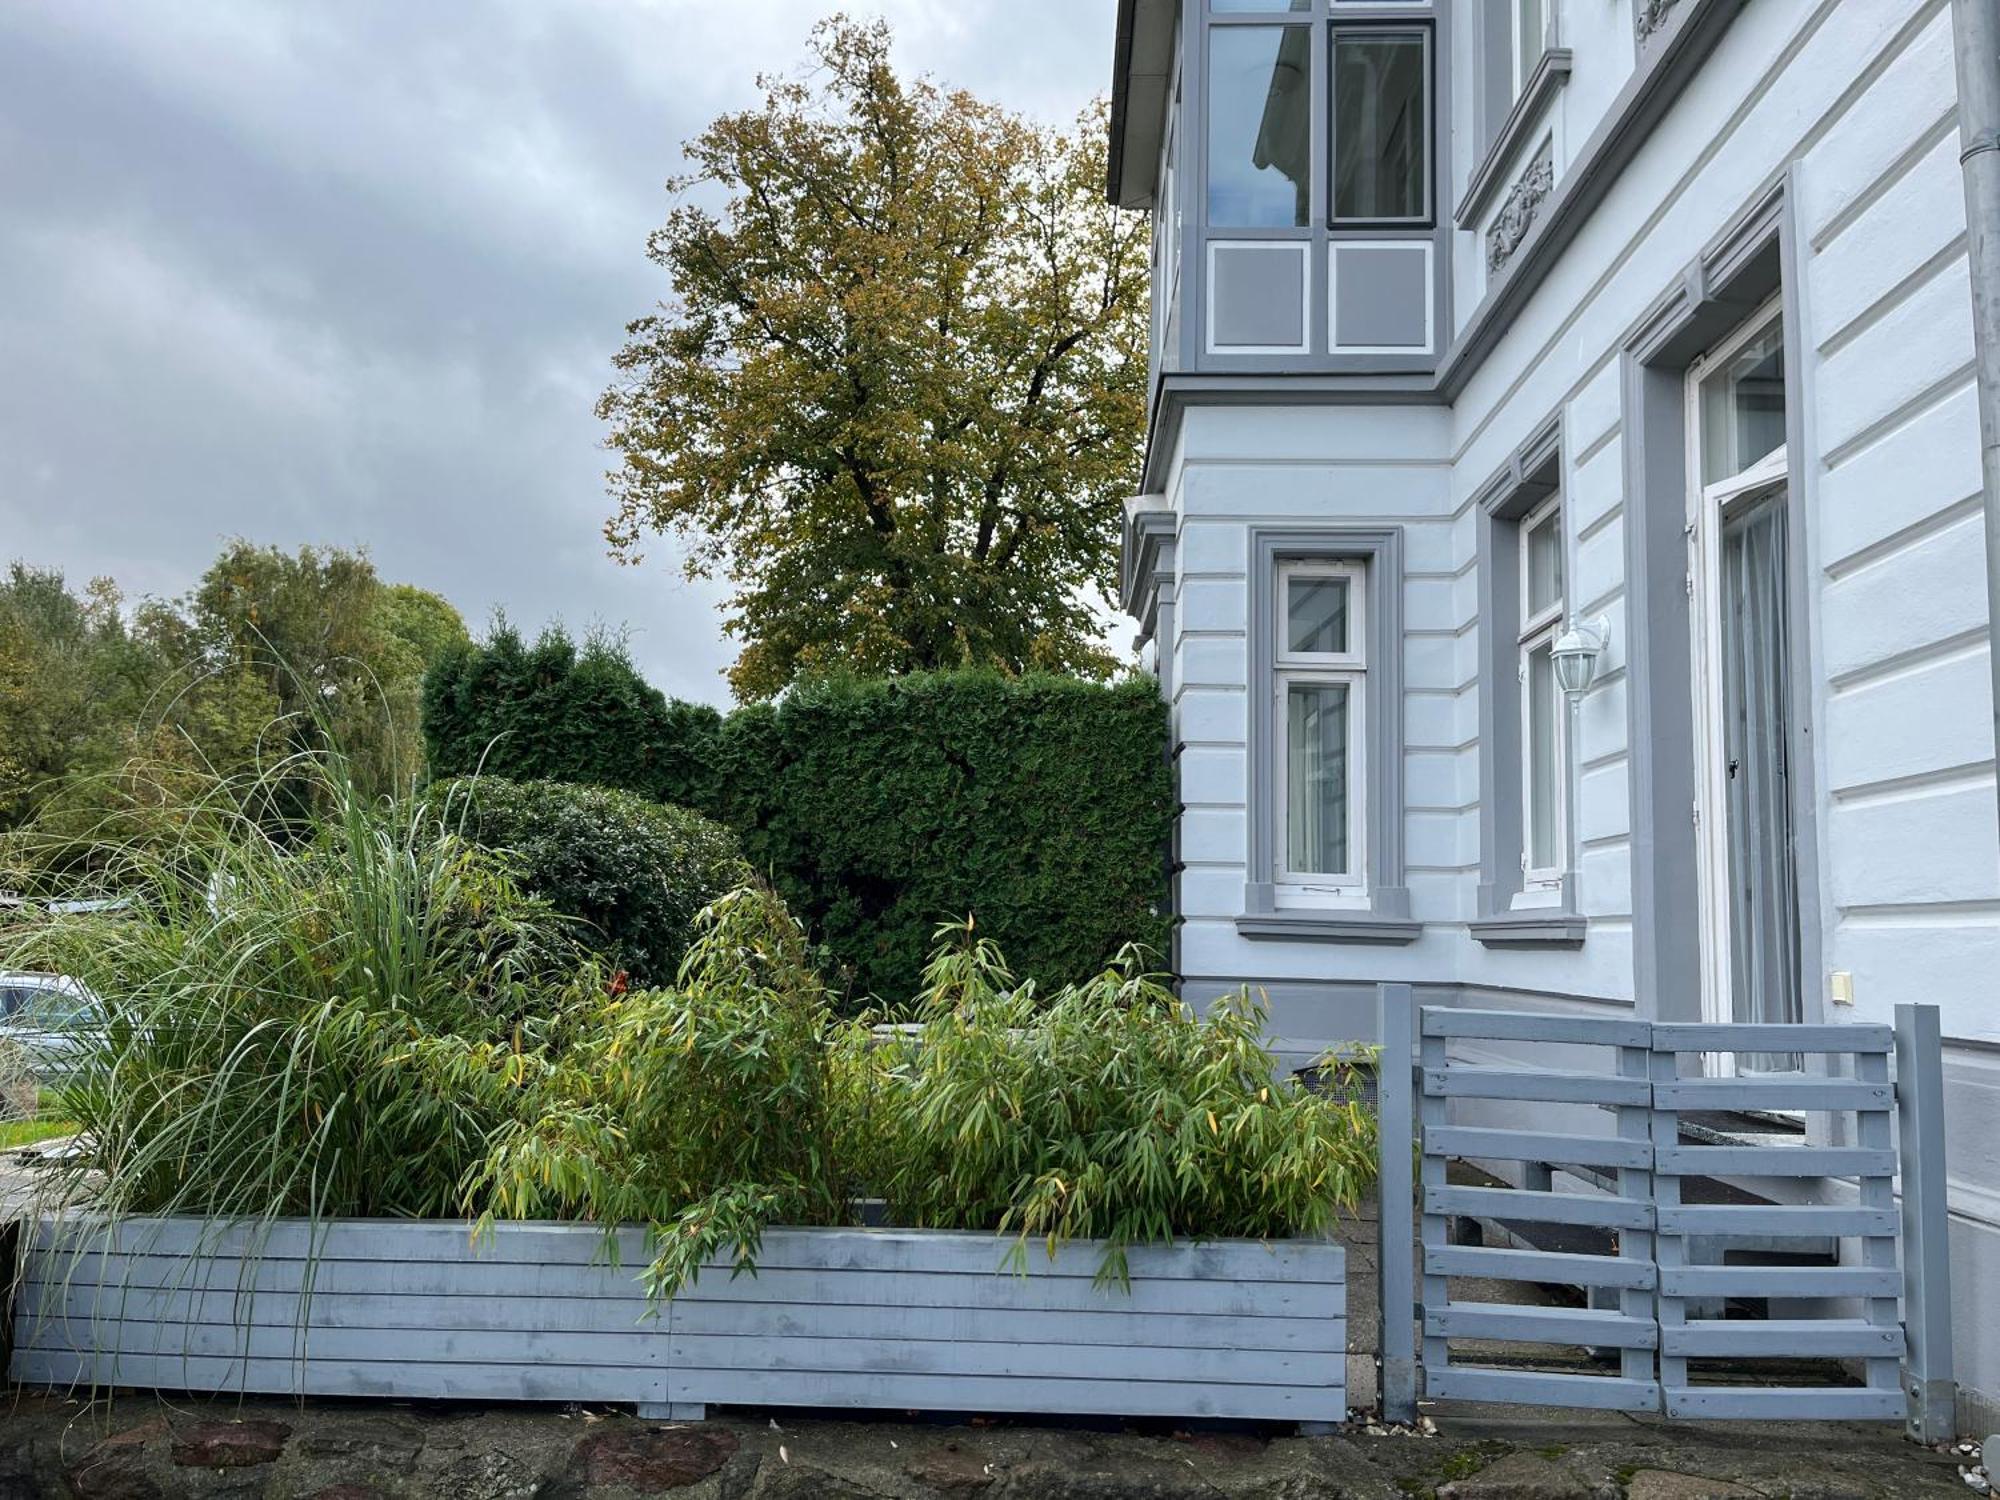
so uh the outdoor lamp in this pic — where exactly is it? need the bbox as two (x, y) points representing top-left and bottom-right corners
(1551, 615), (1611, 702)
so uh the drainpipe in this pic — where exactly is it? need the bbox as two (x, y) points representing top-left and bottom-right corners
(1954, 0), (2000, 855)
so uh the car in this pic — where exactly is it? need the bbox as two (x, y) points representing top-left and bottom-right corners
(0, 972), (105, 1079)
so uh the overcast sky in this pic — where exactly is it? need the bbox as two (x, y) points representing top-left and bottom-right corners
(0, 1), (1117, 706)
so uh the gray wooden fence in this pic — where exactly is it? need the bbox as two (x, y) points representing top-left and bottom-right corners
(12, 1220), (1346, 1423)
(1375, 986), (1955, 1442)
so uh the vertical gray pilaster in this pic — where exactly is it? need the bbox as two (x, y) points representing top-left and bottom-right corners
(1376, 983), (1417, 1424)
(1895, 1003), (1956, 1444)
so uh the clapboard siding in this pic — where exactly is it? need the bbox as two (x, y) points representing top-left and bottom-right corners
(11, 1219), (1346, 1423)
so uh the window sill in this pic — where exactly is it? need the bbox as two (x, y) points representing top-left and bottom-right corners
(1454, 48), (1573, 230)
(1468, 911), (1588, 948)
(1235, 911), (1424, 946)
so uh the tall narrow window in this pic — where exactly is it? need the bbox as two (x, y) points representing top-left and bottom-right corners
(1513, 0), (1546, 97)
(1276, 560), (1366, 891)
(1689, 302), (1802, 1071)
(1517, 496), (1566, 886)
(1330, 28), (1430, 224)
(1209, 26), (1313, 227)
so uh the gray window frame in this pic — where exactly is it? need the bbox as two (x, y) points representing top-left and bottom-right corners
(1326, 20), (1434, 229)
(1620, 174), (1824, 1030)
(1471, 416), (1587, 947)
(1238, 525), (1419, 944)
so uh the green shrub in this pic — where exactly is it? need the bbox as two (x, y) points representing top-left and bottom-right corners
(424, 646), (1174, 1007)
(0, 746), (582, 1225)
(436, 776), (751, 986)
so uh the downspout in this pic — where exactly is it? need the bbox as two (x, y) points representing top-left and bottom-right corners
(1953, 0), (2000, 853)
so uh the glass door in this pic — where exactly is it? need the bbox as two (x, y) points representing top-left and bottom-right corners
(1688, 303), (1803, 1075)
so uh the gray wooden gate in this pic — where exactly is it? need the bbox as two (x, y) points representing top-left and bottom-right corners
(1373, 987), (1955, 1442)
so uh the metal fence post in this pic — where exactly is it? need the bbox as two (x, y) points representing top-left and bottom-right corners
(1377, 982), (1417, 1424)
(1895, 1002), (1956, 1444)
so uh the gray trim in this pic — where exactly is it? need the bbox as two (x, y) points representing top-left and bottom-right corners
(1473, 413), (1585, 944)
(1434, 0), (1748, 402)
(1467, 912), (1589, 948)
(1457, 48), (1573, 228)
(1139, 373), (1443, 492)
(1237, 526), (1418, 943)
(1620, 177), (1822, 1028)
(1107, 0), (1179, 208)
(1236, 912), (1421, 944)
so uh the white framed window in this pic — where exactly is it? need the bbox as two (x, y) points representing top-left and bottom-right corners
(1516, 494), (1566, 893)
(1685, 295), (1803, 1074)
(1512, 0), (1546, 100)
(1274, 559), (1367, 897)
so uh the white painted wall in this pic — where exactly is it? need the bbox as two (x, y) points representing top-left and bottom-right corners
(1147, 0), (2000, 1426)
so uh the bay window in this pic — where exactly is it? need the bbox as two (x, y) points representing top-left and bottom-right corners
(1208, 24), (1313, 227)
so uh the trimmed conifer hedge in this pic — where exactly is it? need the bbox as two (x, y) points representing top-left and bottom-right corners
(423, 631), (1173, 1006)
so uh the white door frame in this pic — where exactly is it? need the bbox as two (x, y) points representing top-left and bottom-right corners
(1684, 297), (1792, 1065)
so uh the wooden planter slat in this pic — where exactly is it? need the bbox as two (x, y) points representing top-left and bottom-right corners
(11, 1220), (1346, 1422)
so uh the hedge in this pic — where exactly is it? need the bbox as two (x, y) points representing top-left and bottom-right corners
(424, 633), (1173, 1006)
(433, 776), (752, 988)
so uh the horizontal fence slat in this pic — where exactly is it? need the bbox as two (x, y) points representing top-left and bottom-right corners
(1650, 1024), (1893, 1055)
(34, 1221), (1341, 1285)
(660, 1335), (1342, 1387)
(1421, 1009), (1652, 1047)
(1424, 1245), (1656, 1290)
(1651, 1079), (1892, 1112)
(1659, 1266), (1901, 1299)
(15, 1284), (1341, 1352)
(1655, 1204), (1899, 1238)
(25, 1256), (1320, 1318)
(1661, 1320), (1905, 1358)
(1426, 1126), (1653, 1170)
(1662, 1386), (1904, 1421)
(1426, 1185), (1653, 1232)
(9, 1351), (659, 1404)
(668, 1368), (1341, 1423)
(1653, 1146), (1896, 1178)
(1426, 1302), (1658, 1349)
(1423, 1067), (1651, 1106)
(1424, 1368), (1661, 1411)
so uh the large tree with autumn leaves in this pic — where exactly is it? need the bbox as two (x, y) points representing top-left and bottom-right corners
(599, 17), (1150, 701)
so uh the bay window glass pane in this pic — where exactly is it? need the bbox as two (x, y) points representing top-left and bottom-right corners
(1700, 317), (1786, 484)
(1209, 27), (1312, 227)
(1286, 574), (1350, 654)
(1525, 511), (1563, 619)
(1332, 30), (1428, 222)
(1527, 642), (1559, 870)
(1287, 682), (1351, 875)
(1210, 0), (1309, 10)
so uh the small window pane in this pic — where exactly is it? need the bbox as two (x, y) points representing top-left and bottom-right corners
(1287, 683), (1352, 875)
(1209, 27), (1312, 227)
(1332, 30), (1428, 222)
(1287, 575), (1350, 654)
(1700, 317), (1787, 484)
(1210, 0), (1309, 10)
(1527, 642), (1560, 870)
(1525, 510), (1563, 619)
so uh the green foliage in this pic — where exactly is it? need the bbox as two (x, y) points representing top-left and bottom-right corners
(853, 923), (1379, 1284)
(434, 775), (751, 987)
(425, 641), (1174, 1007)
(600, 17), (1149, 700)
(1, 745), (581, 1225)
(422, 624), (720, 801)
(472, 887), (856, 1302)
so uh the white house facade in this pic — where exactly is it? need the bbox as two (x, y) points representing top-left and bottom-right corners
(1109, 0), (2000, 1432)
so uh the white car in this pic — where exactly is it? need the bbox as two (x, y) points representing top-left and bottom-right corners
(0, 972), (104, 1077)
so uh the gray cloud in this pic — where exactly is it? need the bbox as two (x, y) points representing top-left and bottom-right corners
(0, 0), (1116, 704)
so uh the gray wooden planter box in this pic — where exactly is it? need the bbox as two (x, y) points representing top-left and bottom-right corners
(10, 1219), (1346, 1423)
